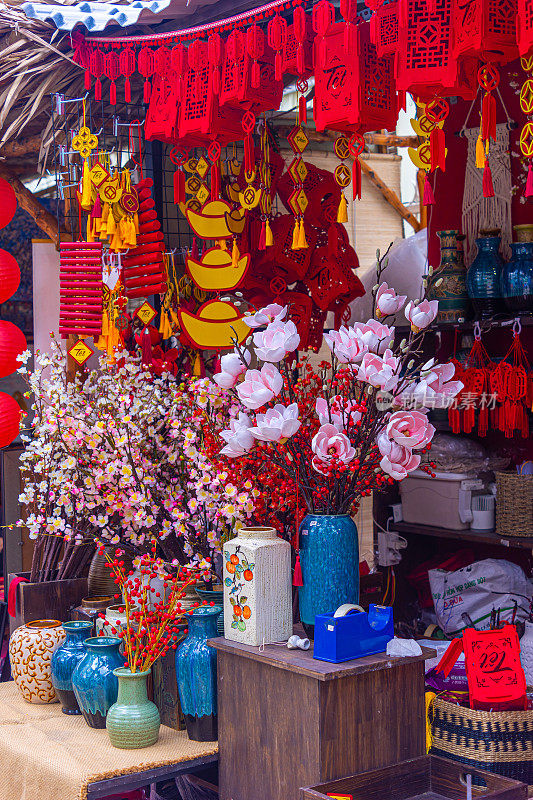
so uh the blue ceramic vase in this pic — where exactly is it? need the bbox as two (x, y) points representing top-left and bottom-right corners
(466, 235), (504, 318)
(50, 620), (93, 714)
(72, 637), (123, 728)
(298, 514), (359, 637)
(500, 242), (533, 313)
(176, 606), (220, 742)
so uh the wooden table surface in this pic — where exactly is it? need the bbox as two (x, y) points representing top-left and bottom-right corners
(209, 636), (436, 680)
(0, 680), (218, 800)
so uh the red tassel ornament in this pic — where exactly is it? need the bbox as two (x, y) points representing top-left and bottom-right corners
(138, 47), (155, 103)
(105, 50), (119, 107)
(208, 32), (223, 94)
(90, 48), (104, 102)
(423, 174), (435, 205)
(483, 161), (495, 197)
(293, 552), (303, 587)
(525, 161), (533, 198)
(268, 13), (288, 81)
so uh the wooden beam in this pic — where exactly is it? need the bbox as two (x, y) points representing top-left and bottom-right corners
(0, 165), (68, 244)
(364, 133), (419, 148)
(416, 169), (428, 230)
(0, 135), (45, 159)
(359, 157), (421, 233)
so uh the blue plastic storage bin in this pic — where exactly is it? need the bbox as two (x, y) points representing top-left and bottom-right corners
(313, 604), (394, 663)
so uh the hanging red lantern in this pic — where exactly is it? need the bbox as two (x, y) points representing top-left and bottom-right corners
(90, 48), (105, 102)
(340, 0), (358, 50)
(268, 12), (288, 80)
(208, 32), (224, 93)
(220, 34), (283, 113)
(0, 392), (21, 448)
(119, 47), (136, 103)
(104, 50), (120, 106)
(138, 47), (155, 103)
(370, 1), (399, 58)
(246, 25), (265, 89)
(0, 250), (20, 302)
(312, 0), (335, 68)
(0, 178), (17, 229)
(0, 321), (26, 378)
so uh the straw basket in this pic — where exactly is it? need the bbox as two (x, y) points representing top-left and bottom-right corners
(430, 696), (533, 784)
(495, 472), (533, 538)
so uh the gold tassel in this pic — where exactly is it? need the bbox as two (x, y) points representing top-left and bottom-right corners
(425, 692), (436, 753)
(193, 353), (202, 376)
(219, 239), (227, 250)
(291, 219), (300, 249)
(106, 210), (116, 236)
(231, 238), (240, 268)
(86, 216), (94, 242)
(81, 160), (92, 210)
(298, 218), (308, 249)
(265, 219), (273, 247)
(476, 135), (486, 168)
(337, 193), (348, 223)
(102, 202), (110, 223)
(133, 212), (139, 234)
(93, 216), (102, 234)
(169, 308), (179, 327)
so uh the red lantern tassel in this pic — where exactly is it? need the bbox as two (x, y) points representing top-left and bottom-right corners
(110, 81), (116, 106)
(352, 157), (361, 200)
(95, 78), (102, 102)
(124, 77), (131, 103)
(84, 69), (91, 90)
(275, 51), (282, 81)
(258, 220), (266, 250)
(210, 162), (220, 201)
(423, 174), (435, 205)
(251, 60), (260, 89)
(296, 45), (304, 75)
(483, 161), (495, 197)
(478, 406), (488, 437)
(143, 80), (151, 103)
(430, 127), (446, 173)
(173, 170), (185, 204)
(525, 161), (533, 198)
(293, 552), (303, 587)
(244, 133), (253, 173)
(141, 326), (152, 366)
(482, 92), (496, 142)
(299, 94), (307, 125)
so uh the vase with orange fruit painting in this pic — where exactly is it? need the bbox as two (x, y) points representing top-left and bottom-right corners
(223, 527), (292, 646)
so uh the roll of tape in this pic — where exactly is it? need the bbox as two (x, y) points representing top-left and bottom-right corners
(333, 603), (365, 618)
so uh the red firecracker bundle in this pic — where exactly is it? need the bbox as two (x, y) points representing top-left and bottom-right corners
(121, 178), (166, 299)
(452, 0), (518, 63)
(59, 241), (103, 339)
(313, 21), (398, 133)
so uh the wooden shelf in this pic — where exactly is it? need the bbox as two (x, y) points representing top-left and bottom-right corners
(395, 521), (533, 550)
(394, 311), (533, 333)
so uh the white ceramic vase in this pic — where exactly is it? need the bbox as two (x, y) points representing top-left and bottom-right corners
(521, 621), (533, 687)
(223, 527), (292, 646)
(9, 620), (65, 703)
(95, 604), (127, 638)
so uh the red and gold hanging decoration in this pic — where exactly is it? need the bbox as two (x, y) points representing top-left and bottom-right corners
(476, 63), (500, 197)
(519, 56), (533, 197)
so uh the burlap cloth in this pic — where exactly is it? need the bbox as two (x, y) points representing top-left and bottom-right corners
(0, 680), (218, 800)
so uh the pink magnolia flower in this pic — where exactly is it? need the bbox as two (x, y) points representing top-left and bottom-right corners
(244, 303), (287, 328)
(404, 299), (438, 331)
(351, 319), (394, 354)
(385, 410), (434, 450)
(376, 282), (407, 317)
(316, 397), (361, 430)
(398, 361), (463, 409)
(377, 433), (420, 480)
(220, 413), (255, 457)
(250, 403), (301, 442)
(358, 349), (399, 391)
(236, 363), (283, 410)
(324, 326), (368, 364)
(213, 349), (251, 389)
(253, 320), (300, 362)
(311, 423), (356, 473)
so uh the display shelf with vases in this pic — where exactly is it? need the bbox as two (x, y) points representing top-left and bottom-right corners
(106, 668), (161, 749)
(72, 636), (123, 728)
(204, 262), (461, 638)
(9, 619), (65, 704)
(50, 620), (93, 714)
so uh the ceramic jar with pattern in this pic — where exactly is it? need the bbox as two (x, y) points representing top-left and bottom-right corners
(223, 526), (292, 647)
(429, 230), (470, 323)
(9, 620), (65, 704)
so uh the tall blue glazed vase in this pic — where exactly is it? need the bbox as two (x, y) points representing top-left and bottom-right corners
(176, 606), (220, 742)
(50, 620), (93, 715)
(72, 637), (123, 728)
(298, 514), (359, 637)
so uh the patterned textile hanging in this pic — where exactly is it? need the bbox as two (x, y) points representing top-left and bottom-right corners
(461, 123), (512, 266)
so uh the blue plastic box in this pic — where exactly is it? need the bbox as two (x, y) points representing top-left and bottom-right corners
(313, 604), (394, 663)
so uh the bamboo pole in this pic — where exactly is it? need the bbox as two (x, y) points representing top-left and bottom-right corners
(417, 169), (428, 230)
(364, 133), (419, 148)
(0, 164), (67, 243)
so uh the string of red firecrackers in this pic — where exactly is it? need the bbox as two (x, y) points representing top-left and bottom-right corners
(75, 0), (313, 104)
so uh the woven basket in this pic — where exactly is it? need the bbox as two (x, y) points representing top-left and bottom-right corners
(495, 472), (533, 538)
(430, 696), (533, 784)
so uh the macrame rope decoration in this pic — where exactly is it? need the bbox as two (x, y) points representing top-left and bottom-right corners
(461, 121), (512, 265)
(519, 56), (533, 198)
(477, 64), (500, 197)
(348, 132), (365, 200)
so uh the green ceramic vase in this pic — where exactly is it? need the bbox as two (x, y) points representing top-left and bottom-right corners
(106, 668), (161, 749)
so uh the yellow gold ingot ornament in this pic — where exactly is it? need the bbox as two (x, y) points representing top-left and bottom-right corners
(178, 299), (250, 350)
(186, 246), (250, 291)
(239, 184), (262, 210)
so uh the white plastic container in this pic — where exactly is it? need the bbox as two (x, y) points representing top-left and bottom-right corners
(223, 526), (292, 646)
(399, 469), (483, 530)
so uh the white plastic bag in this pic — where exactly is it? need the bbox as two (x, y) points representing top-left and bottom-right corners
(428, 559), (533, 637)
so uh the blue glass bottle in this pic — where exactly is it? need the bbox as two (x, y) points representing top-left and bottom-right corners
(298, 514), (359, 638)
(466, 235), (504, 318)
(72, 637), (123, 728)
(500, 241), (533, 313)
(50, 620), (93, 714)
(176, 606), (220, 742)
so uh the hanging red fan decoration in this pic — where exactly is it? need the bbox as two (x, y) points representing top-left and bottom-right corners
(90, 48), (105, 102)
(314, 21), (398, 134)
(119, 47), (136, 103)
(370, 1), (399, 58)
(59, 241), (103, 339)
(452, 0), (518, 63)
(138, 46), (155, 103)
(104, 49), (120, 106)
(268, 11), (288, 81)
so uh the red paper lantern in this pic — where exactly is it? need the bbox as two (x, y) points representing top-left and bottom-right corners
(517, 0), (533, 56)
(0, 321), (26, 378)
(0, 392), (21, 448)
(370, 1), (399, 58)
(0, 250), (20, 303)
(452, 0), (518, 63)
(0, 178), (17, 229)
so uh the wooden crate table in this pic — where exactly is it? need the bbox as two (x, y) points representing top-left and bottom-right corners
(0, 680), (218, 800)
(209, 637), (435, 800)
